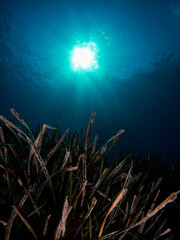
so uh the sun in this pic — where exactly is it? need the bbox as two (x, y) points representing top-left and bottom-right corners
(71, 42), (99, 71)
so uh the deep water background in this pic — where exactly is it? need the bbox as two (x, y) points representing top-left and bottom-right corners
(0, 0), (180, 165)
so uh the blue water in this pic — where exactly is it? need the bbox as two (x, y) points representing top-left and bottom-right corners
(1, 0), (180, 162)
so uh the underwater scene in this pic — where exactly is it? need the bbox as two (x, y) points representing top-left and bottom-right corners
(0, 0), (180, 239)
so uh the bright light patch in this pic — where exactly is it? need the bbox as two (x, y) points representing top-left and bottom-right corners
(71, 42), (99, 71)
(72, 47), (94, 69)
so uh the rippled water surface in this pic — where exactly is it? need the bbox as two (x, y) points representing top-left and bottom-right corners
(0, 0), (180, 161)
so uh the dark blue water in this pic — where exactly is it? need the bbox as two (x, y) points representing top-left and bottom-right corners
(1, 0), (180, 163)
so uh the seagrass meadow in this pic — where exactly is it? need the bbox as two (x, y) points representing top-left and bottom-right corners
(0, 109), (180, 240)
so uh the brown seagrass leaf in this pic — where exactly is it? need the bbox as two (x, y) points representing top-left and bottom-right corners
(74, 179), (88, 210)
(0, 127), (8, 163)
(144, 210), (164, 234)
(99, 191), (180, 240)
(44, 128), (69, 165)
(98, 188), (128, 238)
(43, 214), (51, 236)
(54, 196), (72, 240)
(0, 127), (5, 143)
(105, 129), (125, 146)
(0, 113), (54, 200)
(106, 154), (130, 181)
(113, 190), (180, 238)
(156, 228), (171, 238)
(81, 153), (87, 206)
(96, 190), (111, 201)
(0, 220), (7, 227)
(85, 112), (96, 152)
(61, 149), (70, 171)
(12, 205), (38, 239)
(93, 146), (107, 164)
(90, 168), (109, 198)
(10, 108), (34, 141)
(29, 124), (47, 163)
(64, 166), (78, 171)
(139, 189), (161, 233)
(153, 219), (167, 239)
(129, 194), (139, 216)
(123, 160), (133, 189)
(5, 186), (32, 240)
(93, 129), (125, 164)
(74, 197), (97, 238)
(8, 144), (18, 159)
(25, 135), (56, 203)
(90, 135), (98, 157)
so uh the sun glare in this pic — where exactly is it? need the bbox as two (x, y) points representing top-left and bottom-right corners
(71, 42), (99, 71)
